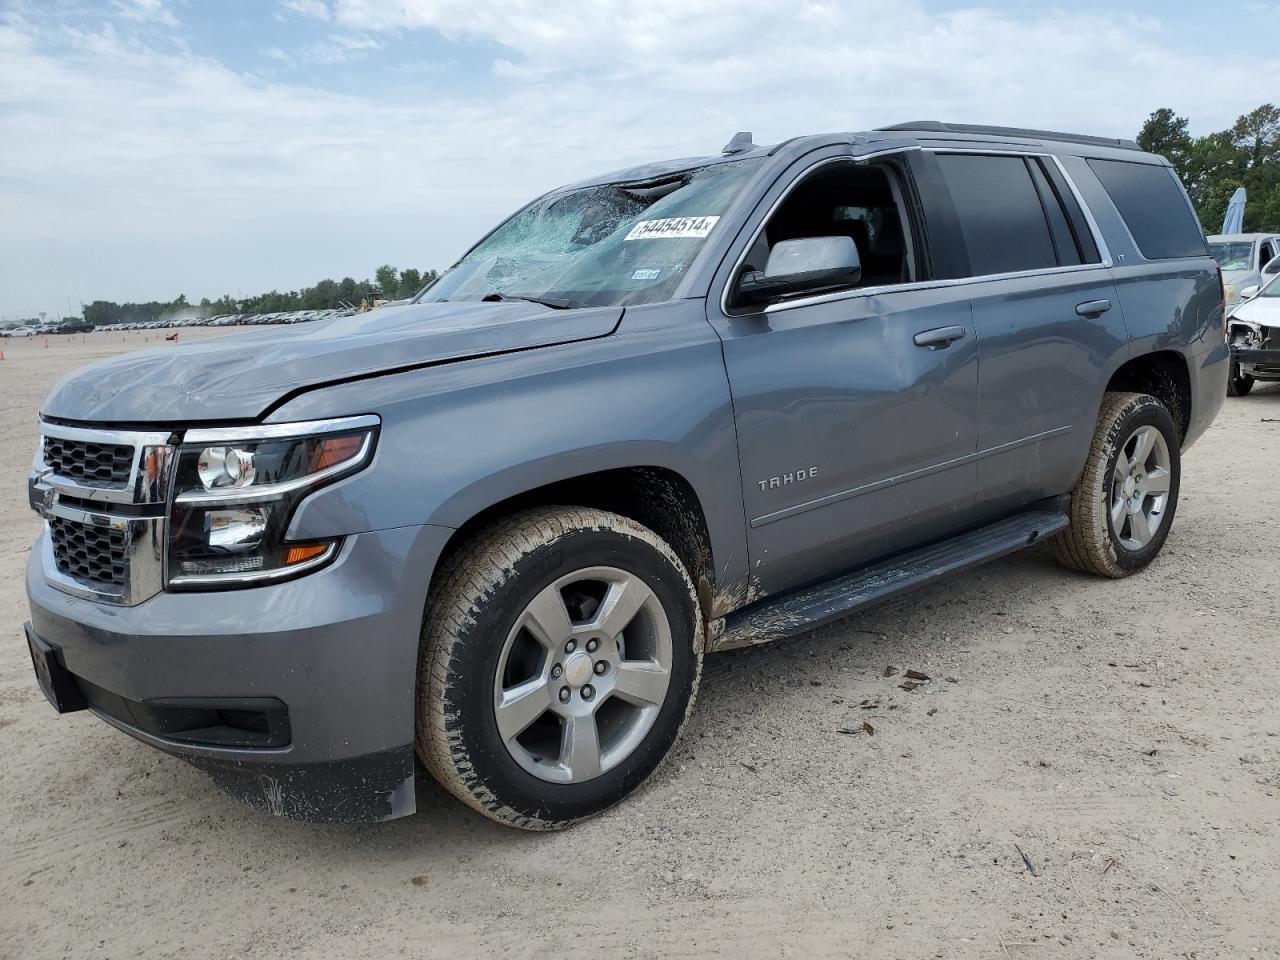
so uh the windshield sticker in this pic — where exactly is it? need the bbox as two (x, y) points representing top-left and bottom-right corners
(630, 268), (662, 281)
(624, 216), (720, 241)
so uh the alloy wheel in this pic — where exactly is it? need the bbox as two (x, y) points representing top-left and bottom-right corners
(1109, 425), (1172, 551)
(493, 566), (673, 783)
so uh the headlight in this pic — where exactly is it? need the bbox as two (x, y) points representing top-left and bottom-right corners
(167, 416), (378, 588)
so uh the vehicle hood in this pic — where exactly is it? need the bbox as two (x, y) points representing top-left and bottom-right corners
(1229, 295), (1280, 325)
(1223, 269), (1257, 286)
(42, 301), (622, 424)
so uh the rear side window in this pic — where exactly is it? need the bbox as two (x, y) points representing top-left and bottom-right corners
(1033, 158), (1101, 266)
(936, 154), (1057, 275)
(1087, 159), (1207, 260)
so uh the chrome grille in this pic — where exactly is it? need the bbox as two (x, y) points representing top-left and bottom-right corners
(43, 436), (134, 487)
(33, 422), (174, 606)
(49, 515), (128, 588)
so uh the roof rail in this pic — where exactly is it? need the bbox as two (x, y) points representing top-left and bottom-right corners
(876, 121), (1141, 152)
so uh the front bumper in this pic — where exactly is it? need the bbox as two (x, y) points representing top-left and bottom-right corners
(1231, 344), (1280, 377)
(25, 522), (451, 822)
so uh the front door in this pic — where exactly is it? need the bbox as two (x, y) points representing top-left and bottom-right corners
(705, 151), (980, 596)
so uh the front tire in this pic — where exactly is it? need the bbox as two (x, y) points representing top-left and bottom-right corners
(417, 507), (702, 830)
(1227, 362), (1255, 397)
(1054, 392), (1181, 579)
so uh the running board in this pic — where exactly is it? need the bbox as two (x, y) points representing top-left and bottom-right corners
(712, 509), (1069, 652)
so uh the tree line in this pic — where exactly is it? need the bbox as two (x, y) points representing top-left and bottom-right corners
(82, 264), (437, 327)
(1138, 104), (1280, 234)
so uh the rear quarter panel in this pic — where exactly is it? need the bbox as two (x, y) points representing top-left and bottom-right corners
(1059, 154), (1228, 447)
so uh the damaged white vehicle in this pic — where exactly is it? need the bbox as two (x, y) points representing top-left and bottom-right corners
(1227, 273), (1280, 396)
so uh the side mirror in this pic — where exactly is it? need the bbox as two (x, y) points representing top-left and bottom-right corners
(1241, 284), (1261, 300)
(738, 236), (861, 305)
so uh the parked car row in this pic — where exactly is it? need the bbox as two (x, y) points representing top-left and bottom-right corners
(93, 308), (356, 333)
(1, 322), (94, 337)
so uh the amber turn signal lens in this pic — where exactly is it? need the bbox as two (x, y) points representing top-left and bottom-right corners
(311, 435), (364, 471)
(284, 543), (330, 566)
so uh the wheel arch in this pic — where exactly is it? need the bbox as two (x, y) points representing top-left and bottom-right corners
(1105, 350), (1192, 443)
(428, 463), (721, 633)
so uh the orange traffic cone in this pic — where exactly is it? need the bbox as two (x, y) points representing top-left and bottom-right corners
(43, 337), (49, 348)
(1, 348), (6, 361)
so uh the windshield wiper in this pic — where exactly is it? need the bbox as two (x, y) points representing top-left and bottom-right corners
(481, 292), (577, 310)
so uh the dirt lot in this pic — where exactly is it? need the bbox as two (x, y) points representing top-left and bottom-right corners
(1, 331), (1277, 959)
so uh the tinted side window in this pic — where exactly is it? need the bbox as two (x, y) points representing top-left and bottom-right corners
(1027, 160), (1082, 267)
(1087, 159), (1207, 260)
(1037, 158), (1101, 265)
(936, 154), (1057, 276)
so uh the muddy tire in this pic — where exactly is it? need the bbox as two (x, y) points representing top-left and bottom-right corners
(417, 507), (702, 830)
(1053, 392), (1181, 579)
(1227, 363), (1255, 397)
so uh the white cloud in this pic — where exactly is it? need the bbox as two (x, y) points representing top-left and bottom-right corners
(301, 33), (382, 64)
(280, 0), (332, 21)
(112, 0), (178, 27)
(1, 1), (1278, 315)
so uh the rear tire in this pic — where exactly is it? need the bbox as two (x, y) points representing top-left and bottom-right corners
(417, 507), (702, 830)
(1227, 363), (1255, 397)
(1054, 392), (1181, 579)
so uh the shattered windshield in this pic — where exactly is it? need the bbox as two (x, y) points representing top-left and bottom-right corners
(423, 157), (764, 309)
(1210, 241), (1253, 271)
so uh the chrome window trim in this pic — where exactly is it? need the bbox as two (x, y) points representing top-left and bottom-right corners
(1043, 153), (1115, 268)
(853, 144), (923, 162)
(173, 432), (374, 505)
(182, 414), (380, 444)
(759, 263), (1113, 314)
(717, 145), (1115, 318)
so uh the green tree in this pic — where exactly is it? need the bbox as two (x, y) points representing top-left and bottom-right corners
(374, 264), (399, 298)
(76, 264), (440, 325)
(1137, 108), (1194, 182)
(398, 267), (422, 298)
(1136, 105), (1280, 233)
(1231, 104), (1280, 169)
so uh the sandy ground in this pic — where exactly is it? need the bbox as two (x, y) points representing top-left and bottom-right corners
(1, 331), (1277, 959)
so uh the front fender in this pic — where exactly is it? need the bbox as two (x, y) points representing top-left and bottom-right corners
(271, 300), (750, 595)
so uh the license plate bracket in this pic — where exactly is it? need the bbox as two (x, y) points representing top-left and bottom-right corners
(25, 625), (88, 714)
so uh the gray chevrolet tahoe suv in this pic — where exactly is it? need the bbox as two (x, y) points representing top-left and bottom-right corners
(25, 122), (1227, 829)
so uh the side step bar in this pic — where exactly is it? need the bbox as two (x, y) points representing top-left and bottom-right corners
(712, 509), (1069, 652)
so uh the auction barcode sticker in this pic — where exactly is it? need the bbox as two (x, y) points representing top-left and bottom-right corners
(624, 216), (720, 241)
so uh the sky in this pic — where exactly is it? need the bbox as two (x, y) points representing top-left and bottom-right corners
(2, 0), (1278, 321)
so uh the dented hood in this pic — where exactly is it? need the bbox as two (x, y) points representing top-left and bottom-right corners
(42, 301), (621, 424)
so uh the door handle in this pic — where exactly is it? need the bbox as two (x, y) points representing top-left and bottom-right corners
(1075, 299), (1112, 317)
(913, 325), (967, 349)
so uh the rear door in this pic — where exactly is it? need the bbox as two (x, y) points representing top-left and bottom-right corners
(705, 147), (981, 596)
(930, 150), (1127, 515)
